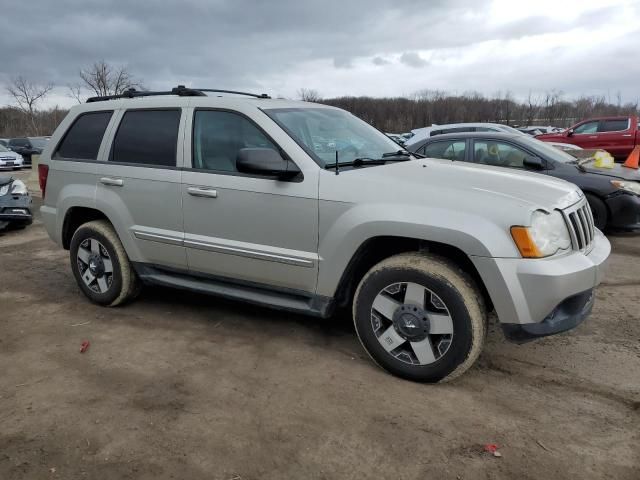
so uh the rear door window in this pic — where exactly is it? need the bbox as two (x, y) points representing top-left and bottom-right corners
(55, 111), (113, 160)
(110, 109), (181, 167)
(598, 119), (629, 133)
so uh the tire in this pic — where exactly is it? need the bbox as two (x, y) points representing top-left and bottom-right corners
(69, 220), (140, 306)
(585, 193), (607, 231)
(353, 252), (486, 383)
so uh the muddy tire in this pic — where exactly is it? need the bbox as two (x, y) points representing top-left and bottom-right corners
(69, 220), (140, 307)
(585, 193), (607, 231)
(353, 252), (486, 383)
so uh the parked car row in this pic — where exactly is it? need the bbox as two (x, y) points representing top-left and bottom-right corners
(0, 136), (49, 167)
(406, 131), (640, 231)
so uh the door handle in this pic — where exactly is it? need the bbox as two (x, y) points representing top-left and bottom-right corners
(588, 136), (598, 139)
(100, 177), (124, 187)
(187, 186), (218, 198)
(622, 134), (632, 137)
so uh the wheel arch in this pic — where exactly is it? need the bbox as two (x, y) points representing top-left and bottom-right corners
(331, 235), (493, 313)
(62, 206), (112, 249)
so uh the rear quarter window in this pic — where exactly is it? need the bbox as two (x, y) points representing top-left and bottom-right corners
(54, 111), (113, 160)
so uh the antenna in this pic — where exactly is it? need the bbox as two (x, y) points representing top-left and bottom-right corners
(335, 150), (339, 175)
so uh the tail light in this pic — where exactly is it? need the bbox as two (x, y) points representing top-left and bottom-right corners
(38, 163), (49, 199)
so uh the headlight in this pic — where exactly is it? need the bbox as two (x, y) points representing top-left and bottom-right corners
(611, 180), (640, 195)
(10, 179), (28, 195)
(511, 210), (571, 258)
(0, 184), (9, 196)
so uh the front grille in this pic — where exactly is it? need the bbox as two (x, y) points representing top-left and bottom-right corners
(563, 199), (595, 252)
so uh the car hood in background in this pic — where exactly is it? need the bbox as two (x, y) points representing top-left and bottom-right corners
(579, 162), (640, 181)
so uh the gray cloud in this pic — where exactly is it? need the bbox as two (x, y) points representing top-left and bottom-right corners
(0, 0), (638, 104)
(372, 56), (390, 66)
(399, 52), (428, 68)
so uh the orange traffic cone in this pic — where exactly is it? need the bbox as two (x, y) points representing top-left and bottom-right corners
(623, 146), (640, 169)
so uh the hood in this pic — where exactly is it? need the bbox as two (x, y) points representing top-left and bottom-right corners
(578, 162), (640, 181)
(320, 158), (582, 226)
(0, 150), (20, 160)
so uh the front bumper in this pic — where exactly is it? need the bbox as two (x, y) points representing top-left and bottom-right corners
(472, 229), (610, 339)
(605, 192), (640, 231)
(0, 194), (33, 224)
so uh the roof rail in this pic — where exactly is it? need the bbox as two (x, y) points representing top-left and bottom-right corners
(193, 89), (271, 99)
(86, 85), (271, 103)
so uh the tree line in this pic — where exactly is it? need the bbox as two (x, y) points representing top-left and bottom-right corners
(2, 69), (638, 138)
(318, 90), (640, 133)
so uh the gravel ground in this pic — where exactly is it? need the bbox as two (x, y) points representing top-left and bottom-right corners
(1, 176), (639, 479)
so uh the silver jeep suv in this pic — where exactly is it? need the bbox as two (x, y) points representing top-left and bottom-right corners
(38, 86), (610, 382)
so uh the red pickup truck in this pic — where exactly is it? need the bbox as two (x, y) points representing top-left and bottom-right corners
(536, 115), (640, 161)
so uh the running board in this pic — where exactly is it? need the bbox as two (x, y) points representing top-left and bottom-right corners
(133, 263), (333, 318)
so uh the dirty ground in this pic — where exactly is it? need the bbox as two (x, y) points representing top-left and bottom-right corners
(1, 176), (639, 479)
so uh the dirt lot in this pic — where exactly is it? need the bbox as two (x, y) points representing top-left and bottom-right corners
(1, 176), (639, 479)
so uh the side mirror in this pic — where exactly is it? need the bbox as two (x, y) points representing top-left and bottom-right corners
(566, 129), (574, 137)
(236, 148), (300, 179)
(523, 156), (545, 170)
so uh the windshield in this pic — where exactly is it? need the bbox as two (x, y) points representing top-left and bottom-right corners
(29, 137), (48, 148)
(264, 108), (403, 166)
(0, 145), (9, 152)
(520, 136), (579, 163)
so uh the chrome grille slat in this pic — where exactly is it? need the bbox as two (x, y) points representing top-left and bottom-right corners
(578, 208), (590, 244)
(562, 197), (595, 253)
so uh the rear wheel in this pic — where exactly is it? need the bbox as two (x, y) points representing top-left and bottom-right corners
(353, 253), (486, 383)
(69, 220), (140, 306)
(585, 193), (607, 230)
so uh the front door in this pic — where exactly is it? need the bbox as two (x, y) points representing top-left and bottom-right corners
(569, 120), (601, 150)
(181, 108), (319, 293)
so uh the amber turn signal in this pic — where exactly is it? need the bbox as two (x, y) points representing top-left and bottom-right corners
(510, 226), (543, 258)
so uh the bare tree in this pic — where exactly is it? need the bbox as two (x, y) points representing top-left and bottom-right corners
(298, 88), (321, 102)
(79, 60), (140, 97)
(6, 76), (53, 135)
(67, 83), (84, 104)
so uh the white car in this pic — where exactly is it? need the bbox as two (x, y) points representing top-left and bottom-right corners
(0, 144), (24, 170)
(405, 122), (525, 147)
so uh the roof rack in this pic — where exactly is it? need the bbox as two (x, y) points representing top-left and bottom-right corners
(86, 85), (271, 103)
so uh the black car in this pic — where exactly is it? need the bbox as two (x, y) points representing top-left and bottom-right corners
(0, 176), (33, 230)
(7, 137), (48, 166)
(407, 132), (640, 231)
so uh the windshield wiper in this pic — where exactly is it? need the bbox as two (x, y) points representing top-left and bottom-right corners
(324, 158), (387, 170)
(382, 150), (411, 158)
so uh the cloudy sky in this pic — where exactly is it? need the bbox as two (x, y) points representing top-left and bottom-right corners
(1, 0), (639, 108)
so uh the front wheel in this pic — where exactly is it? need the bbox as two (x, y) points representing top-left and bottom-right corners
(585, 193), (607, 231)
(69, 220), (140, 306)
(353, 253), (486, 383)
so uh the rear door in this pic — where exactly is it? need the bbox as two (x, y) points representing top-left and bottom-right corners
(181, 107), (319, 293)
(596, 118), (633, 159)
(95, 107), (187, 270)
